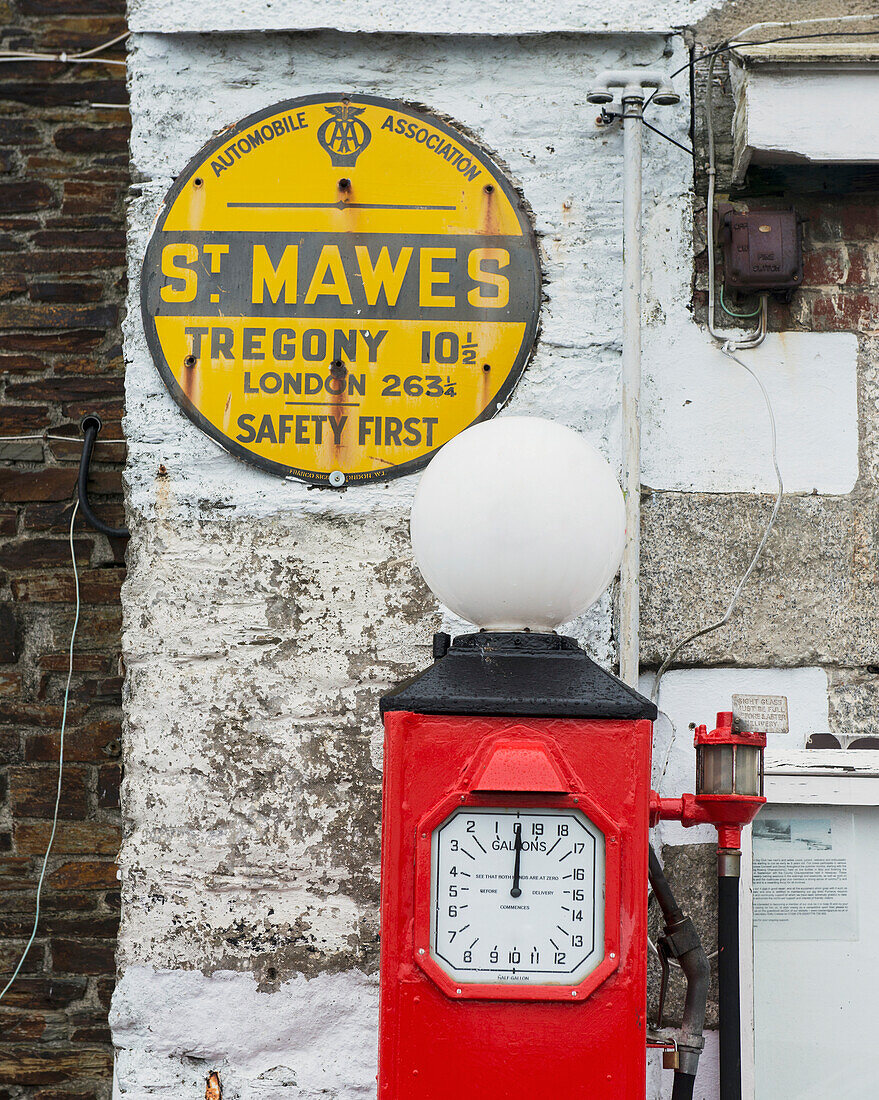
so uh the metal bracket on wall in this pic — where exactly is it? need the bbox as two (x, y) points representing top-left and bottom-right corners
(78, 415), (129, 538)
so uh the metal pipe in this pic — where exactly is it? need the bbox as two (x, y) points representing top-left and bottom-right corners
(587, 70), (680, 105)
(619, 95), (643, 688)
(718, 864), (742, 1100)
(705, 53), (765, 350)
(649, 846), (709, 1096)
(586, 69), (680, 686)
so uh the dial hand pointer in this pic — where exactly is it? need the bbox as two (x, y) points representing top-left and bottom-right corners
(510, 824), (523, 898)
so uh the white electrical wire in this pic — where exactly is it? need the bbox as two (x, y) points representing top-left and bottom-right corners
(652, 348), (784, 708)
(0, 499), (80, 1004)
(732, 13), (879, 44)
(651, 43), (786, 765)
(0, 30), (128, 68)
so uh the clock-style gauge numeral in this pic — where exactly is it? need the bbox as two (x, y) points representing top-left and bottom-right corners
(429, 807), (606, 987)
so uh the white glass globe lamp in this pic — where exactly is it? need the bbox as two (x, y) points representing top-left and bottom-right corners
(410, 416), (625, 632)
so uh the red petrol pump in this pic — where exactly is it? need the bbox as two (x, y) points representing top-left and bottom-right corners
(379, 631), (656, 1098)
(377, 417), (766, 1099)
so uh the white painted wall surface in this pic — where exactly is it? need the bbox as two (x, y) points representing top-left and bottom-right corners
(120, 21), (864, 1100)
(128, 0), (719, 35)
(111, 968), (379, 1098)
(731, 60), (879, 180)
(120, 29), (694, 1098)
(640, 195), (859, 494)
(125, 31), (692, 522)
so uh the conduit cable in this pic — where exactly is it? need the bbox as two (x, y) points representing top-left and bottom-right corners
(652, 47), (784, 711)
(0, 433), (126, 444)
(643, 28), (879, 118)
(733, 13), (879, 42)
(0, 500), (80, 1004)
(652, 337), (783, 708)
(0, 30), (128, 67)
(720, 285), (763, 319)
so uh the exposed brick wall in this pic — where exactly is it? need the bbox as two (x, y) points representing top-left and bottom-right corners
(0, 1), (128, 1095)
(692, 53), (879, 337)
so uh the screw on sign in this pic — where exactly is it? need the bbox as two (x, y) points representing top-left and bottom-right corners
(140, 94), (541, 486)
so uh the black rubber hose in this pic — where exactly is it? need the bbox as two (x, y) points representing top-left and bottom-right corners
(78, 415), (129, 538)
(718, 873), (742, 1100)
(649, 845), (710, 1098)
(649, 845), (683, 920)
(672, 1072), (696, 1100)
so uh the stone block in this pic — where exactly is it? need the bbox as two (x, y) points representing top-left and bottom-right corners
(51, 939), (115, 976)
(7, 765), (88, 820)
(0, 180), (52, 213)
(641, 491), (879, 668)
(14, 822), (120, 856)
(0, 1049), (112, 1085)
(47, 862), (119, 891)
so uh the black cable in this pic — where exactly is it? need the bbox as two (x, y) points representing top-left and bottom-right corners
(78, 415), (130, 538)
(645, 28), (879, 117)
(649, 845), (683, 920)
(640, 117), (695, 158)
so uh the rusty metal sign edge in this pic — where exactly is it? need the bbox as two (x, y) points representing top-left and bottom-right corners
(139, 91), (542, 486)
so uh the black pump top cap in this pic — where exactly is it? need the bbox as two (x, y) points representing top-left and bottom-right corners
(380, 631), (657, 720)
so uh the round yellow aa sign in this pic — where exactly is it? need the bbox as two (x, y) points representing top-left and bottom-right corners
(141, 94), (541, 486)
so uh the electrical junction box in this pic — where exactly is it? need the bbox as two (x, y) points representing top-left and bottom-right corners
(718, 206), (803, 292)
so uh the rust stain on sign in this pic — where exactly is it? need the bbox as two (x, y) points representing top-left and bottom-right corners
(141, 94), (541, 486)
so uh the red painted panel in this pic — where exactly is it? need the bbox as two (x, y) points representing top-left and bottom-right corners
(471, 737), (568, 792)
(378, 712), (653, 1100)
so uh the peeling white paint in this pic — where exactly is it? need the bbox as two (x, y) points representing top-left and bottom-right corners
(111, 967), (378, 1097)
(120, 29), (692, 1096)
(128, 0), (719, 35)
(119, 17), (869, 1100)
(124, 32), (689, 523)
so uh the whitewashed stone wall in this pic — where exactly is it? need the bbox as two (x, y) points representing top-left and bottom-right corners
(115, 12), (864, 1100)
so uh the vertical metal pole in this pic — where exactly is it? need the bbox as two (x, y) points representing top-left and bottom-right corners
(619, 94), (643, 688)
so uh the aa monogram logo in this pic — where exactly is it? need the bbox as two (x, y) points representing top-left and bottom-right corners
(317, 102), (372, 167)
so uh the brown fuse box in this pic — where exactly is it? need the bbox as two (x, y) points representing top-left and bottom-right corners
(717, 206), (802, 292)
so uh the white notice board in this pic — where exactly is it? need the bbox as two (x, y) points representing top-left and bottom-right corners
(742, 751), (879, 1099)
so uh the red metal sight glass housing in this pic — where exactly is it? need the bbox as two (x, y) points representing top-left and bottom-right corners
(650, 711), (766, 851)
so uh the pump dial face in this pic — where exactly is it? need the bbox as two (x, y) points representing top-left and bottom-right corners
(430, 807), (605, 985)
